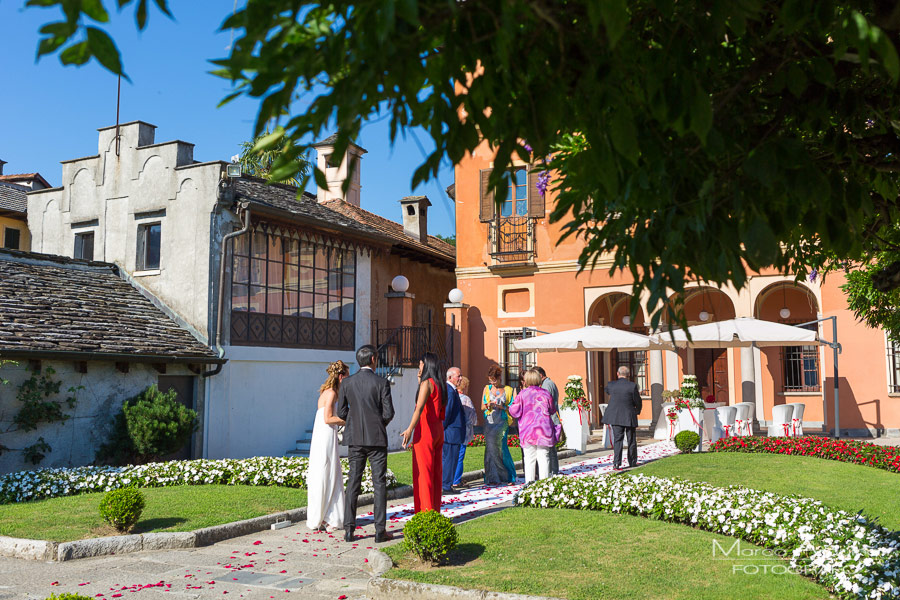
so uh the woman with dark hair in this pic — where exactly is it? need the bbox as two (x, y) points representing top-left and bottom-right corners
(306, 360), (349, 532)
(401, 352), (447, 513)
(481, 365), (517, 485)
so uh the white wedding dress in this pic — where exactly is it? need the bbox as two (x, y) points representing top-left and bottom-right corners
(305, 403), (345, 531)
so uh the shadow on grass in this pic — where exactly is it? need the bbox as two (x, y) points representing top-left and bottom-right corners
(444, 542), (486, 567)
(133, 517), (188, 533)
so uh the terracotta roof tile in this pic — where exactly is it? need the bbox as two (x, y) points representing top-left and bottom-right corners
(322, 200), (455, 265)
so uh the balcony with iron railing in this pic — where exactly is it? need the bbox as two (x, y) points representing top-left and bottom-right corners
(489, 216), (535, 265)
(374, 324), (449, 379)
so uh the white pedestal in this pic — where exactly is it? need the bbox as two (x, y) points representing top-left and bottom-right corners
(677, 407), (704, 451)
(654, 402), (678, 439)
(560, 407), (589, 454)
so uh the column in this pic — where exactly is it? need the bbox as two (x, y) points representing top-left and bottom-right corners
(649, 349), (664, 430)
(741, 346), (759, 428)
(385, 291), (414, 330)
(443, 302), (469, 374)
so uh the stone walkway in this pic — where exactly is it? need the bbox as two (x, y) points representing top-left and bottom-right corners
(0, 440), (675, 600)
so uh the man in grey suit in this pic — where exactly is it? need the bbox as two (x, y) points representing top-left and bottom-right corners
(604, 366), (642, 470)
(337, 345), (395, 543)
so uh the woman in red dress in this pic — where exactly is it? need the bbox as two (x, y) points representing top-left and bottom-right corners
(400, 352), (447, 513)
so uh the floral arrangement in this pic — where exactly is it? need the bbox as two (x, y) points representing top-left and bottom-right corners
(0, 456), (398, 505)
(665, 407), (679, 423)
(515, 473), (900, 599)
(673, 375), (704, 410)
(711, 436), (900, 474)
(561, 375), (589, 411)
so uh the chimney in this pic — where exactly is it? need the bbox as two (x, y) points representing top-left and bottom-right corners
(400, 196), (431, 242)
(0, 159), (5, 175)
(312, 134), (367, 206)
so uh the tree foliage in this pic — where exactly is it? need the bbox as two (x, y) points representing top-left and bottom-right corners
(26, 1), (900, 332)
(238, 130), (311, 186)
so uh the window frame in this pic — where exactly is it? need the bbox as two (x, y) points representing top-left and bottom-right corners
(499, 328), (536, 388)
(74, 231), (95, 261)
(229, 227), (357, 350)
(613, 349), (649, 396)
(887, 337), (900, 394)
(136, 222), (162, 271)
(3, 227), (21, 250)
(780, 323), (820, 393)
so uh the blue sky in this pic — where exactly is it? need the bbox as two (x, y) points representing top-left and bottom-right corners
(0, 2), (457, 236)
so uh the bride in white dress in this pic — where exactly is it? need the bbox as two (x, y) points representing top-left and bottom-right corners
(306, 360), (349, 532)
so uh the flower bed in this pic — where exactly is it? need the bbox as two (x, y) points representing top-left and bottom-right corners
(0, 456), (397, 505)
(711, 436), (900, 475)
(514, 474), (900, 599)
(468, 434), (520, 448)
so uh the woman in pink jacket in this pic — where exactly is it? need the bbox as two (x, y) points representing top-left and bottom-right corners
(509, 369), (562, 483)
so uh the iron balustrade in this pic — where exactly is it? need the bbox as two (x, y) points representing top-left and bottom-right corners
(490, 216), (535, 263)
(375, 324), (449, 379)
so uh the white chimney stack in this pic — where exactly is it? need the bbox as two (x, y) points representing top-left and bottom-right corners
(400, 196), (431, 243)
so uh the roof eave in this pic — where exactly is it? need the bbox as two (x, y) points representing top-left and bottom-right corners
(0, 348), (226, 365)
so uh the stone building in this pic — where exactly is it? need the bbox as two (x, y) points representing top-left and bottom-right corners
(22, 121), (456, 461)
(0, 249), (222, 474)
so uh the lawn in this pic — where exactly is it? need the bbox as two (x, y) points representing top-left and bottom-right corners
(387, 446), (486, 487)
(0, 485), (307, 542)
(634, 451), (900, 528)
(385, 507), (828, 600)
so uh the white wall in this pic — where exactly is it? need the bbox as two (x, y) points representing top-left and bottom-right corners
(0, 360), (194, 474)
(27, 122), (226, 340)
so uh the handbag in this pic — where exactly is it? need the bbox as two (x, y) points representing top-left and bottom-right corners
(336, 425), (345, 445)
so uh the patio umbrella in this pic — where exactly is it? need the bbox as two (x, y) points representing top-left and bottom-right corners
(511, 325), (670, 353)
(658, 317), (821, 348)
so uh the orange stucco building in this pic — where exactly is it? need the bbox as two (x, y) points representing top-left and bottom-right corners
(448, 139), (900, 437)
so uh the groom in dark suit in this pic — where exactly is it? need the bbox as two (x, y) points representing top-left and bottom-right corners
(337, 345), (395, 543)
(604, 365), (643, 470)
(442, 366), (466, 493)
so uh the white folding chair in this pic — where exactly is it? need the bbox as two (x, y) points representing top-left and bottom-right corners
(744, 402), (756, 436)
(713, 406), (736, 441)
(791, 403), (805, 437)
(598, 403), (613, 449)
(733, 404), (750, 438)
(769, 404), (794, 437)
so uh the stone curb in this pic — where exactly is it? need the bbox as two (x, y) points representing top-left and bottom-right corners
(367, 577), (565, 600)
(0, 446), (592, 562)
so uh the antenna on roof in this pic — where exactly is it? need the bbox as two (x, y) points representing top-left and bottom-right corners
(115, 75), (121, 157)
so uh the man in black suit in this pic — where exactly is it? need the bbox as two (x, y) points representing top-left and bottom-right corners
(442, 366), (466, 493)
(337, 345), (395, 543)
(604, 365), (643, 470)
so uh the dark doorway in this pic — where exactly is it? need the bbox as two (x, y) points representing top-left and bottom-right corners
(157, 375), (196, 460)
(694, 349), (729, 402)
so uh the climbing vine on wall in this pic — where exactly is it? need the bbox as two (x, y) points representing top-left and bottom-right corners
(0, 363), (83, 465)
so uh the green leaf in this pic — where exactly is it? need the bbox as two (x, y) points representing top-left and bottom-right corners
(786, 63), (807, 98)
(152, 0), (172, 17)
(81, 0), (110, 22)
(86, 27), (124, 75)
(251, 127), (285, 153)
(689, 84), (712, 143)
(610, 108), (639, 164)
(313, 167), (329, 190)
(136, 0), (148, 30)
(59, 40), (91, 65)
(810, 57), (835, 87)
(744, 217), (778, 266)
(599, 0), (628, 48)
(875, 34), (900, 82)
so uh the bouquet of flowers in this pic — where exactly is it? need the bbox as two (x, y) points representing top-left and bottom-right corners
(665, 407), (679, 423)
(675, 375), (704, 410)
(561, 375), (590, 411)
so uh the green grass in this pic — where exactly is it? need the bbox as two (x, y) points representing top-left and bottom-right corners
(387, 446), (487, 487)
(385, 508), (828, 600)
(0, 485), (307, 542)
(634, 451), (900, 529)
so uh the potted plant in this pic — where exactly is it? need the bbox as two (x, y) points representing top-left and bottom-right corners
(560, 375), (590, 454)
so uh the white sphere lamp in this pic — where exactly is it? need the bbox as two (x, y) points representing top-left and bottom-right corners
(391, 275), (410, 293)
(622, 315), (631, 326)
(779, 307), (791, 319)
(698, 310), (710, 322)
(448, 288), (464, 304)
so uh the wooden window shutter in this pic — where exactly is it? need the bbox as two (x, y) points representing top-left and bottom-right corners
(479, 168), (495, 222)
(527, 166), (545, 218)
